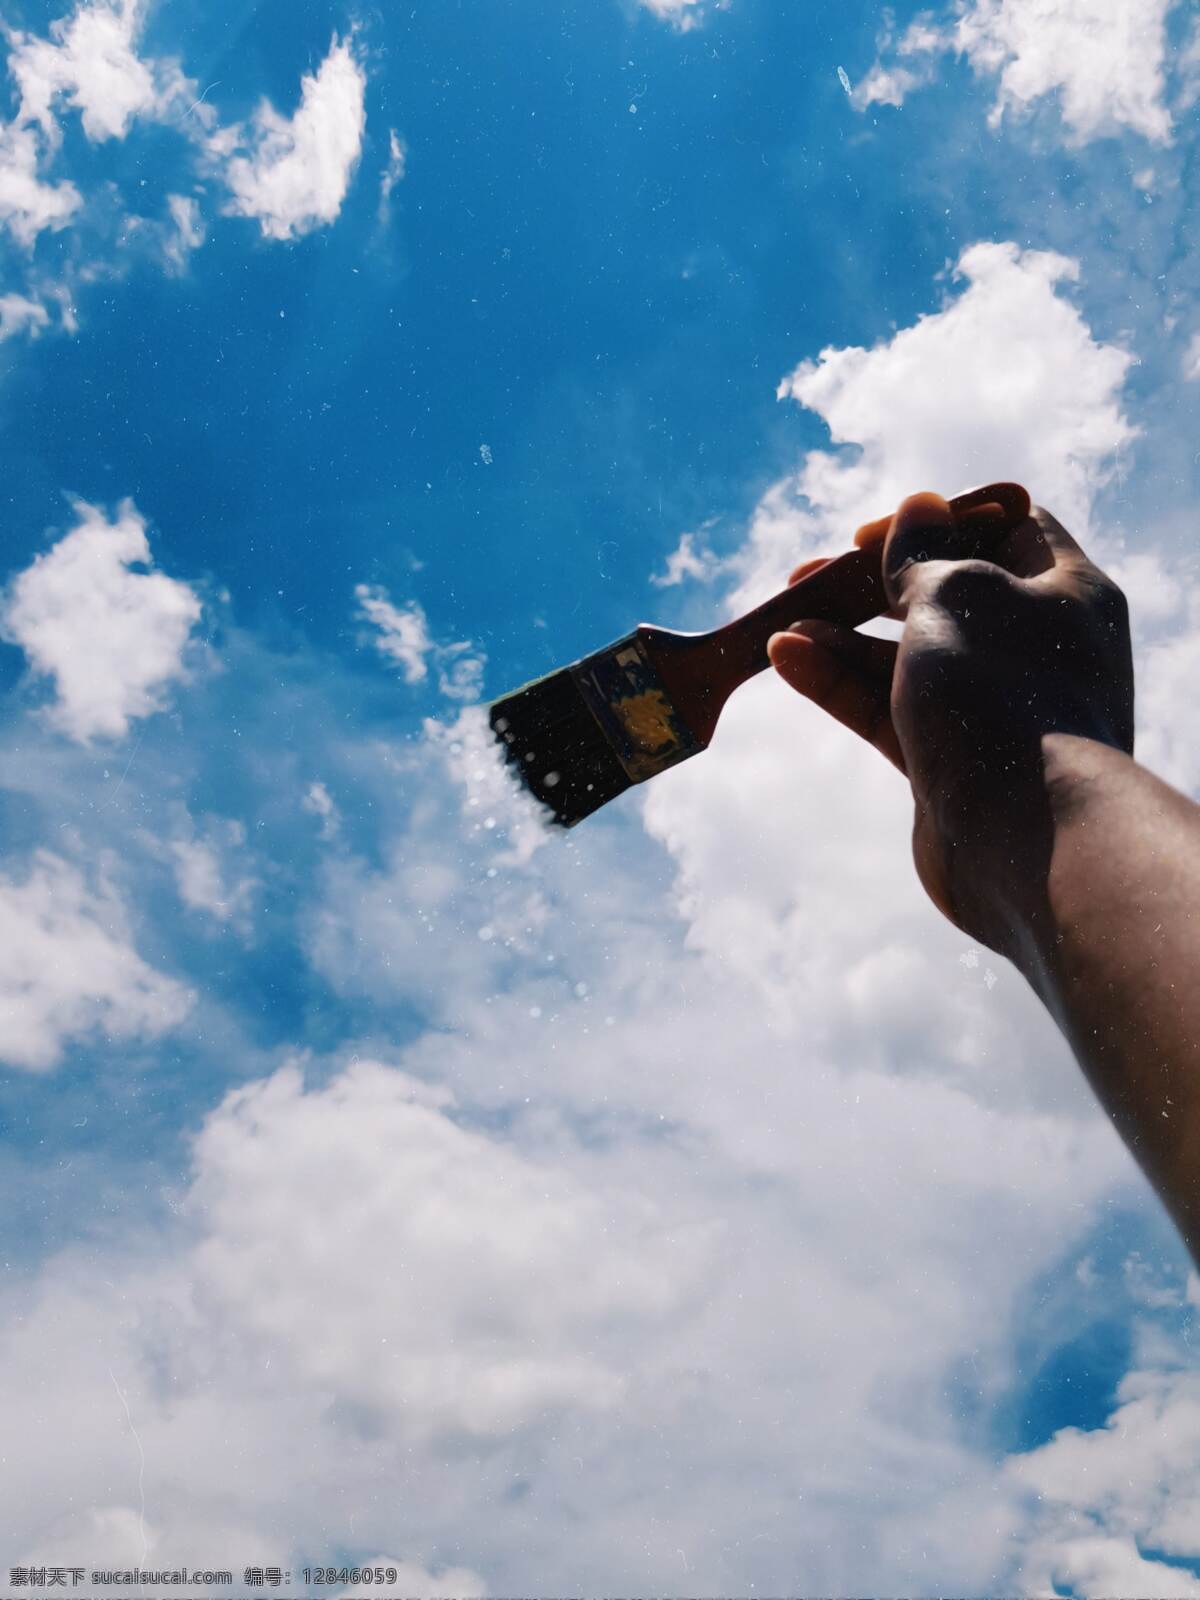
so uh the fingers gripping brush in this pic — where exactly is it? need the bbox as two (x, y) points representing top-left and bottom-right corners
(490, 482), (1031, 827)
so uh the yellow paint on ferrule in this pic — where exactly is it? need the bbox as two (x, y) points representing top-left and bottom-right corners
(571, 634), (701, 784)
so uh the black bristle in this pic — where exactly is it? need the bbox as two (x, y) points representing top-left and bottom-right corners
(489, 666), (631, 827)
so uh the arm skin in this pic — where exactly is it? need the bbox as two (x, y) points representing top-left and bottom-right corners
(767, 492), (1200, 1265)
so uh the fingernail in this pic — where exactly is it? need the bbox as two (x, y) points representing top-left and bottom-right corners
(884, 493), (957, 598)
(891, 492), (954, 540)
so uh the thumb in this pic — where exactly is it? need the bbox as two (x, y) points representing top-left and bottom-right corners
(882, 491), (959, 613)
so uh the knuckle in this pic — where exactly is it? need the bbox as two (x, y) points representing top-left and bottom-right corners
(928, 558), (1014, 615)
(1031, 503), (1065, 539)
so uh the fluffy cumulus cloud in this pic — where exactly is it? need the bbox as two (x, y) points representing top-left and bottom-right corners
(0, 0), (190, 248)
(356, 582), (486, 700)
(850, 15), (952, 110)
(189, 1061), (714, 1439)
(0, 292), (50, 340)
(355, 583), (432, 683)
(764, 242), (1132, 573)
(1010, 1357), (1200, 1593)
(0, 849), (191, 1070)
(0, 1054), (713, 1570)
(650, 528), (722, 587)
(169, 817), (258, 928)
(7, 0), (187, 144)
(5, 241), (1200, 1588)
(0, 6), (366, 302)
(853, 0), (1176, 144)
(0, 721), (1135, 1586)
(1133, 584), (1200, 798)
(0, 691), (1148, 1587)
(209, 37), (366, 241)
(0, 499), (202, 743)
(0, 121), (81, 246)
(958, 0), (1175, 142)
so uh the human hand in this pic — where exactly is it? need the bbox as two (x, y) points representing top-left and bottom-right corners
(767, 493), (1134, 948)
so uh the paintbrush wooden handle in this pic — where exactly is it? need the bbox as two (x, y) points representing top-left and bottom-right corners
(646, 482), (1031, 746)
(714, 481), (1032, 680)
(702, 547), (885, 683)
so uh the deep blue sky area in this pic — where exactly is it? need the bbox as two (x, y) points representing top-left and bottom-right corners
(0, 0), (1137, 686)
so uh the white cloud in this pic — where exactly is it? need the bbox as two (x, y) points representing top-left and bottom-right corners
(0, 0), (190, 249)
(302, 779), (340, 838)
(1, 499), (202, 744)
(356, 583), (486, 700)
(0, 849), (192, 1070)
(850, 15), (948, 109)
(850, 61), (931, 109)
(163, 192), (204, 272)
(958, 0), (1174, 143)
(0, 694), (1137, 1586)
(0, 1), (199, 300)
(121, 191), (207, 274)
(0, 10), (361, 299)
(308, 716), (552, 1021)
(1010, 1364), (1200, 1594)
(1179, 14), (1200, 113)
(0, 1050), (711, 1570)
(1090, 528), (1200, 806)
(854, 0), (1175, 143)
(46, 282), (79, 334)
(378, 127), (406, 222)
(636, 0), (709, 30)
(0, 122), (80, 246)
(1183, 331), (1200, 382)
(1134, 586), (1200, 798)
(7, 0), (187, 144)
(356, 584), (432, 683)
(650, 528), (722, 587)
(763, 242), (1133, 582)
(434, 640), (485, 701)
(170, 819), (257, 927)
(0, 292), (50, 340)
(210, 37), (366, 241)
(172, 838), (228, 916)
(188, 1060), (713, 1439)
(0, 658), (1182, 1591)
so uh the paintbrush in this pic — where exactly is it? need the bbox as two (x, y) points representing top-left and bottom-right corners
(489, 481), (1031, 827)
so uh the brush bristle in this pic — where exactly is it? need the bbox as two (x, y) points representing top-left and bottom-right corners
(489, 667), (631, 827)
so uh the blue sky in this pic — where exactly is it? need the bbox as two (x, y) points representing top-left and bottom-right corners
(1, 0), (1199, 1593)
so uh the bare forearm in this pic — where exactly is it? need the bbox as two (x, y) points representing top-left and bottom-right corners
(771, 492), (1197, 1253)
(1009, 734), (1200, 1260)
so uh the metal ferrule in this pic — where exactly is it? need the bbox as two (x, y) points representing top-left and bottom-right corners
(570, 633), (703, 784)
